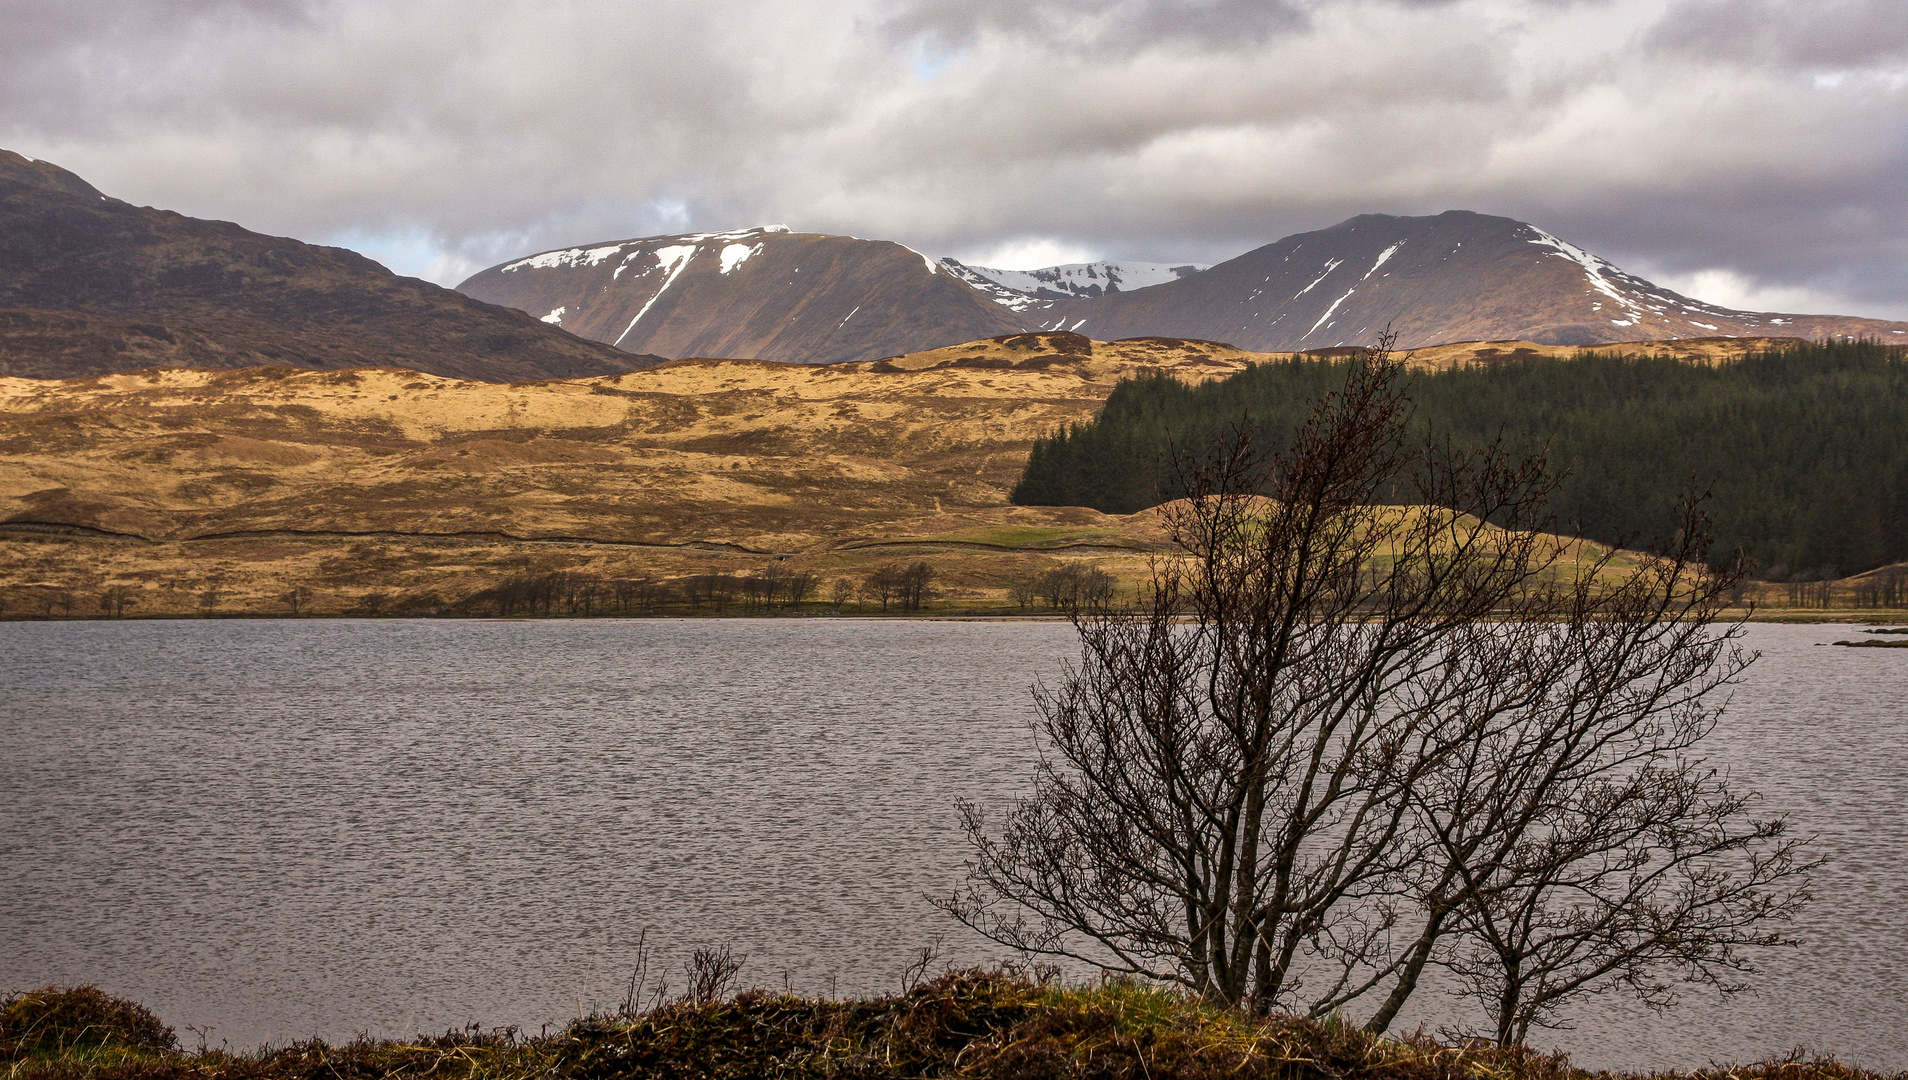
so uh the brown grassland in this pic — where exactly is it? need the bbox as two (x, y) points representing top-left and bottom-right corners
(0, 332), (1899, 619)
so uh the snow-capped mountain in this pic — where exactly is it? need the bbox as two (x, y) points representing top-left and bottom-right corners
(940, 259), (1207, 310)
(1026, 211), (1908, 350)
(458, 226), (1028, 365)
(459, 213), (1908, 363)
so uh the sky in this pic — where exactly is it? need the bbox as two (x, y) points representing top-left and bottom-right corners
(3, 0), (1905, 318)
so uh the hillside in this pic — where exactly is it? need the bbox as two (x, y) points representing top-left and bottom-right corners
(3, 332), (1896, 618)
(456, 227), (1031, 365)
(1031, 212), (1908, 350)
(0, 149), (662, 382)
(0, 334), (1258, 615)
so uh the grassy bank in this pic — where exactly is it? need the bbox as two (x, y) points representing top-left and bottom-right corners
(6, 980), (1900, 1080)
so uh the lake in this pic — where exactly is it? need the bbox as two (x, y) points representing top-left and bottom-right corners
(2, 618), (1904, 1071)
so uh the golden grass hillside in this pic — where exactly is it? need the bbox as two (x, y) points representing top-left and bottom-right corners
(0, 332), (1865, 619)
(0, 334), (1254, 615)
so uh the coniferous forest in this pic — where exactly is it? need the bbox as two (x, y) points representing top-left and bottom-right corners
(1011, 340), (1908, 578)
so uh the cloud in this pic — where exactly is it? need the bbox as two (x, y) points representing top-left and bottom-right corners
(0, 0), (1902, 319)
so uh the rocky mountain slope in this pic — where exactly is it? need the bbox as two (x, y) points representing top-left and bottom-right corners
(1030, 211), (1908, 349)
(0, 149), (661, 381)
(456, 227), (1030, 365)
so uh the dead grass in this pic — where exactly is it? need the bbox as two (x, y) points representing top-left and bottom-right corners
(2, 333), (1889, 621)
(7, 980), (1896, 1080)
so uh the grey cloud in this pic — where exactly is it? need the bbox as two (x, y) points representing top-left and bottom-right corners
(884, 0), (1307, 54)
(1647, 0), (1908, 67)
(0, 0), (1903, 319)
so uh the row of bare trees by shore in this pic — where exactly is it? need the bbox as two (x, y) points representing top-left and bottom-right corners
(456, 561), (939, 617)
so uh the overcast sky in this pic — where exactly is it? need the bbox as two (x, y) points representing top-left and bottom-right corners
(4, 0), (1905, 316)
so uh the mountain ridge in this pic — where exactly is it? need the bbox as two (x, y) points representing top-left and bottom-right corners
(0, 148), (664, 382)
(460, 211), (1908, 361)
(1028, 211), (1908, 349)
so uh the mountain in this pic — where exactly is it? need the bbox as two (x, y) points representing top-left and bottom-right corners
(456, 227), (1030, 365)
(1027, 211), (1908, 349)
(463, 212), (1908, 360)
(0, 149), (661, 381)
(940, 259), (1207, 310)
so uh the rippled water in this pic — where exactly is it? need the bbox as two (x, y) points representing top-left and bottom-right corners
(2, 619), (1904, 1070)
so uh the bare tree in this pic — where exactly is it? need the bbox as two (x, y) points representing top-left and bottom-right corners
(783, 570), (817, 609)
(899, 562), (935, 612)
(862, 564), (902, 613)
(98, 585), (137, 618)
(1007, 574), (1041, 611)
(281, 586), (312, 615)
(198, 586), (222, 616)
(830, 576), (856, 610)
(939, 343), (1808, 1037)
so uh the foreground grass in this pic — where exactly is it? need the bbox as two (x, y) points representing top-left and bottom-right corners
(6, 979), (1901, 1080)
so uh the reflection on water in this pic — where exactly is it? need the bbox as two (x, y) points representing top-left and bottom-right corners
(2, 619), (1903, 1070)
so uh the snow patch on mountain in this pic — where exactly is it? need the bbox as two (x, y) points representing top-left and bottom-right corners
(613, 245), (697, 346)
(1293, 259), (1343, 300)
(502, 244), (628, 273)
(1363, 242), (1403, 280)
(940, 258), (1206, 308)
(1524, 227), (1646, 321)
(720, 242), (763, 275)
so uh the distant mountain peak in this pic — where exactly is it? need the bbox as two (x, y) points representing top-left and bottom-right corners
(1027, 211), (1907, 349)
(460, 227), (1024, 364)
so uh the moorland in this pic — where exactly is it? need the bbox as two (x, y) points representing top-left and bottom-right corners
(2, 331), (1902, 620)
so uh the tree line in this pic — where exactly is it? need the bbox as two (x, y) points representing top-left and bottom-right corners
(1011, 339), (1908, 577)
(455, 562), (936, 616)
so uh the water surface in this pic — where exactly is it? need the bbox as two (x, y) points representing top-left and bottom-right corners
(2, 618), (1903, 1070)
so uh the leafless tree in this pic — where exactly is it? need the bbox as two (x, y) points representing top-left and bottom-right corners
(1032, 564), (1116, 611)
(98, 585), (137, 618)
(898, 561), (935, 612)
(1008, 574), (1041, 611)
(281, 586), (312, 615)
(863, 564), (902, 613)
(830, 576), (857, 610)
(783, 569), (817, 609)
(684, 572), (737, 613)
(939, 341), (1808, 1038)
(198, 586), (222, 616)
